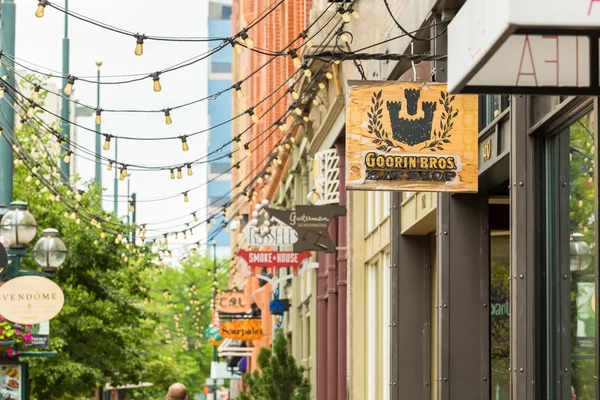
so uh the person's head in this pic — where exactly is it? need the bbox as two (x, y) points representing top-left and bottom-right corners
(167, 383), (188, 400)
(571, 385), (576, 400)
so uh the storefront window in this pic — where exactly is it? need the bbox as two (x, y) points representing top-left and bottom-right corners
(491, 233), (510, 400)
(483, 95), (509, 127)
(568, 112), (597, 400)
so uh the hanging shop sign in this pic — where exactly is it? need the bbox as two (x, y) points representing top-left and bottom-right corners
(215, 289), (250, 314)
(346, 82), (478, 192)
(237, 249), (311, 276)
(265, 206), (346, 253)
(242, 223), (298, 246)
(25, 321), (50, 349)
(449, 0), (600, 94)
(219, 319), (264, 341)
(0, 276), (64, 324)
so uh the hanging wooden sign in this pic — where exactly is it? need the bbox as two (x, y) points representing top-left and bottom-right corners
(236, 249), (311, 276)
(0, 276), (64, 324)
(265, 205), (346, 253)
(215, 289), (250, 314)
(346, 81), (478, 192)
(219, 319), (264, 341)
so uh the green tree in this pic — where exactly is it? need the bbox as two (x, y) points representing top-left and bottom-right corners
(239, 329), (310, 400)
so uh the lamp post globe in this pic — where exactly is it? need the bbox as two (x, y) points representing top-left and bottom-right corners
(34, 228), (67, 273)
(0, 201), (38, 248)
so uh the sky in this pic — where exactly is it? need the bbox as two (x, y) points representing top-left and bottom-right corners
(11, 0), (223, 258)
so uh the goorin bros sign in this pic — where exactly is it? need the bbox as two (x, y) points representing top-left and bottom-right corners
(0, 276), (65, 324)
(346, 81), (478, 192)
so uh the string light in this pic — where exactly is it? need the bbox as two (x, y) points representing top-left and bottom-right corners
(349, 6), (360, 19)
(239, 30), (254, 49)
(340, 32), (350, 42)
(0, 86), (4, 99)
(95, 108), (102, 124)
(318, 81), (326, 90)
(232, 40), (244, 54)
(103, 135), (111, 151)
(302, 64), (312, 77)
(163, 234), (169, 245)
(289, 50), (302, 69)
(164, 109), (172, 125)
(247, 108), (260, 124)
(193, 213), (198, 222)
(291, 89), (300, 100)
(234, 83), (243, 99)
(183, 192), (189, 203)
(35, 0), (48, 18)
(303, 115), (310, 122)
(63, 75), (76, 95)
(300, 31), (313, 48)
(340, 6), (351, 23)
(294, 107), (303, 116)
(278, 121), (288, 132)
(26, 102), (36, 118)
(170, 169), (175, 180)
(177, 168), (183, 179)
(180, 136), (189, 152)
(187, 164), (193, 176)
(63, 150), (72, 164)
(244, 143), (251, 156)
(134, 34), (146, 56)
(326, 71), (334, 80)
(234, 163), (241, 171)
(152, 72), (162, 92)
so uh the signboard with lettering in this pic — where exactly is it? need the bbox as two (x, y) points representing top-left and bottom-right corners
(449, 0), (600, 94)
(25, 321), (50, 349)
(215, 289), (250, 314)
(0, 276), (64, 324)
(346, 82), (478, 192)
(219, 319), (264, 341)
(236, 250), (311, 276)
(265, 205), (346, 253)
(242, 224), (298, 246)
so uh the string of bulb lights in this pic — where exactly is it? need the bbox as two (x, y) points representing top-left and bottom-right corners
(0, 3), (352, 259)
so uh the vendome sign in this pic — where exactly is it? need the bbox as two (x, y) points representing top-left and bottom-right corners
(0, 276), (64, 324)
(346, 82), (478, 192)
(448, 0), (600, 94)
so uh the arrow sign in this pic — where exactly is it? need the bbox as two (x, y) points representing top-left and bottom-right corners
(236, 249), (311, 276)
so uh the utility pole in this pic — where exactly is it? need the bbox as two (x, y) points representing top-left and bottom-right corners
(113, 138), (118, 215)
(59, 0), (70, 179)
(95, 61), (102, 187)
(0, 0), (16, 205)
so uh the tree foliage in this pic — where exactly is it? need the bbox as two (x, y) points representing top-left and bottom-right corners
(239, 329), (310, 400)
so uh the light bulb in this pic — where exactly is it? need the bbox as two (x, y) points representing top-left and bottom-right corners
(334, 59), (341, 65)
(164, 109), (172, 125)
(290, 50), (302, 69)
(351, 9), (360, 19)
(324, 72), (333, 81)
(183, 193), (189, 203)
(27, 105), (35, 118)
(129, 201), (135, 213)
(181, 137), (189, 151)
(31, 85), (41, 100)
(163, 235), (169, 245)
(152, 73), (162, 92)
(252, 113), (260, 123)
(240, 31), (254, 49)
(303, 67), (312, 78)
(280, 122), (288, 131)
(291, 90), (300, 100)
(32, 165), (38, 174)
(135, 35), (145, 56)
(119, 171), (125, 181)
(244, 143), (251, 156)
(342, 12), (351, 23)
(177, 168), (182, 179)
(0, 88), (4, 98)
(278, 145), (284, 152)
(64, 75), (75, 95)
(35, 1), (47, 18)
(232, 41), (244, 54)
(340, 33), (349, 42)
(193, 213), (198, 222)
(290, 136), (296, 144)
(63, 151), (71, 164)
(235, 84), (243, 99)
(16, 119), (23, 131)
(318, 82), (326, 90)
(103, 135), (111, 151)
(303, 115), (310, 122)
(187, 164), (193, 176)
(313, 98), (320, 106)
(170, 169), (175, 179)
(294, 107), (303, 115)
(95, 109), (102, 125)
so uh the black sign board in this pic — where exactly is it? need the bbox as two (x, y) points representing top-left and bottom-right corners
(266, 205), (346, 253)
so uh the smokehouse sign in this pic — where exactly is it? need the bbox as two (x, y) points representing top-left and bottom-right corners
(346, 81), (478, 192)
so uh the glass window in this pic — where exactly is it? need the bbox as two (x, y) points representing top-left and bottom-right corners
(546, 110), (598, 400)
(568, 111), (597, 400)
(367, 192), (375, 233)
(482, 95), (509, 127)
(375, 192), (382, 225)
(491, 233), (510, 400)
(211, 62), (232, 74)
(383, 192), (390, 218)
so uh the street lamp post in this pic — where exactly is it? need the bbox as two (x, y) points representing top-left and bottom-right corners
(95, 61), (102, 187)
(212, 242), (218, 397)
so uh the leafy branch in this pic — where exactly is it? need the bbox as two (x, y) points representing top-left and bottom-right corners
(368, 90), (404, 152)
(421, 91), (458, 152)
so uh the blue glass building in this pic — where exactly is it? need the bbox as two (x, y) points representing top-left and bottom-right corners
(207, 1), (232, 251)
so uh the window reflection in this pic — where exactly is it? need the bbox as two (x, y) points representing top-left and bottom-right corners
(491, 233), (510, 400)
(568, 112), (597, 400)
